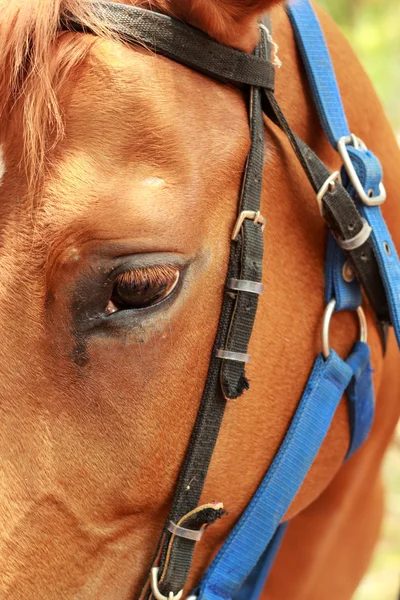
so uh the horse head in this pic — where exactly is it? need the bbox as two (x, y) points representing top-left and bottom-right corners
(0, 1), (398, 599)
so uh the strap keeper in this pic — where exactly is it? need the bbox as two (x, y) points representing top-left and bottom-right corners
(227, 278), (264, 295)
(167, 521), (204, 542)
(216, 350), (251, 363)
(338, 219), (372, 251)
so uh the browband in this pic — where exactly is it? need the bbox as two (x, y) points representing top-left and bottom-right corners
(61, 1), (276, 90)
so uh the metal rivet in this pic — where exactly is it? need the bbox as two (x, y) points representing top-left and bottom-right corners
(383, 242), (391, 256)
(342, 261), (355, 283)
(360, 252), (368, 262)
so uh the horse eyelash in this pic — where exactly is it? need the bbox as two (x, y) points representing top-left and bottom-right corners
(114, 265), (180, 288)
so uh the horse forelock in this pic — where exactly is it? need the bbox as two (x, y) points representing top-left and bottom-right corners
(0, 0), (280, 187)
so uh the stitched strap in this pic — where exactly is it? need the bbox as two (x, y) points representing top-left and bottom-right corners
(324, 234), (362, 311)
(286, 0), (350, 147)
(345, 341), (375, 460)
(193, 350), (354, 600)
(232, 524), (288, 600)
(144, 35), (269, 600)
(62, 1), (275, 90)
(342, 148), (400, 346)
(262, 90), (390, 323)
(287, 0), (400, 347)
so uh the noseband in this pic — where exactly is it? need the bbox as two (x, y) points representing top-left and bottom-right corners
(62, 2), (400, 599)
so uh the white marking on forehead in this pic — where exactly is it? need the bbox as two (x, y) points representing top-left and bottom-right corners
(0, 146), (6, 184)
(141, 177), (167, 188)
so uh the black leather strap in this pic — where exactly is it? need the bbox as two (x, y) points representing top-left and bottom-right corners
(62, 1), (275, 90)
(148, 36), (268, 600)
(262, 90), (390, 323)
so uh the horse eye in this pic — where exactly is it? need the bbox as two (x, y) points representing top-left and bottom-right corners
(106, 267), (180, 315)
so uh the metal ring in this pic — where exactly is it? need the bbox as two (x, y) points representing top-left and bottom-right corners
(150, 568), (183, 600)
(322, 299), (367, 359)
(338, 219), (372, 251)
(168, 521), (204, 542)
(216, 350), (251, 363)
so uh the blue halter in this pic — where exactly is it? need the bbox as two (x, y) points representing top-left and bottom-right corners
(191, 1), (400, 598)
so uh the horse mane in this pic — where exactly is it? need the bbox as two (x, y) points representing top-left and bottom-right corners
(0, 0), (112, 182)
(0, 0), (278, 183)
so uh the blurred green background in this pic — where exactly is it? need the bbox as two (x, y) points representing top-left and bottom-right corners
(318, 3), (400, 598)
(319, 0), (400, 134)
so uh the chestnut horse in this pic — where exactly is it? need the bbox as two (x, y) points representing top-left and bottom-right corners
(0, 0), (399, 599)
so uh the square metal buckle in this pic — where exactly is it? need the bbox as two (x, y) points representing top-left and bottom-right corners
(231, 210), (266, 241)
(337, 134), (386, 206)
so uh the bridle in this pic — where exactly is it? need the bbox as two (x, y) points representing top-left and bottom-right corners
(62, 2), (400, 599)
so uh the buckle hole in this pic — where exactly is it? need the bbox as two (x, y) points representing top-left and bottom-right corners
(342, 261), (355, 283)
(383, 242), (391, 256)
(368, 189), (375, 198)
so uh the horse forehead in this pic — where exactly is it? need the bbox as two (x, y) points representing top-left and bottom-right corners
(37, 38), (250, 232)
(61, 38), (249, 161)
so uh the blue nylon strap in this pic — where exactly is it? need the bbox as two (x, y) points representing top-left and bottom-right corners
(345, 341), (375, 460)
(324, 233), (361, 311)
(287, 0), (400, 347)
(233, 524), (288, 600)
(286, 0), (361, 313)
(342, 148), (400, 346)
(193, 351), (353, 600)
(286, 0), (350, 147)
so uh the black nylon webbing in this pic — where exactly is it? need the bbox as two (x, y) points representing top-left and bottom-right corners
(62, 1), (275, 90)
(262, 90), (390, 323)
(149, 36), (268, 600)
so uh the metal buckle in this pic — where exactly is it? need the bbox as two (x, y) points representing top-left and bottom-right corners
(150, 568), (183, 600)
(316, 171), (341, 215)
(322, 299), (368, 359)
(232, 210), (266, 241)
(337, 134), (386, 206)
